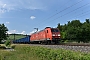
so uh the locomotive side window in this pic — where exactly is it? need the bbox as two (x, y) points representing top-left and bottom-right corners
(51, 29), (59, 32)
(47, 30), (48, 33)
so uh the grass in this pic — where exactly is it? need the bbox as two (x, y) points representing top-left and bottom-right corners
(0, 44), (90, 60)
(0, 44), (41, 60)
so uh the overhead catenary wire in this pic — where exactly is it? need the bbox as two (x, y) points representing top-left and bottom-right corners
(53, 2), (90, 20)
(61, 9), (90, 23)
(45, 0), (84, 20)
(71, 9), (90, 19)
(75, 11), (90, 19)
(34, 0), (72, 26)
(38, 2), (90, 28)
(34, 0), (84, 27)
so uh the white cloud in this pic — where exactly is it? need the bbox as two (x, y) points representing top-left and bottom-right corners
(29, 30), (35, 35)
(0, 2), (13, 14)
(7, 30), (26, 35)
(0, 0), (46, 14)
(30, 16), (36, 20)
(0, 9), (6, 13)
(7, 30), (18, 34)
(3, 4), (6, 8)
(20, 31), (26, 34)
(6, 22), (10, 24)
(8, 29), (40, 35)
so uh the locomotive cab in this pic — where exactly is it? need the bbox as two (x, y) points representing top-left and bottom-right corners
(51, 28), (61, 42)
(45, 27), (61, 44)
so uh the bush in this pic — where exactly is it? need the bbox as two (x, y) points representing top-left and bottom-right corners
(11, 45), (16, 49)
(4, 40), (11, 47)
(0, 46), (6, 49)
(0, 45), (90, 60)
(28, 46), (90, 60)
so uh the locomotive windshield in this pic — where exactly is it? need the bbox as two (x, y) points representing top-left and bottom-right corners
(51, 29), (59, 32)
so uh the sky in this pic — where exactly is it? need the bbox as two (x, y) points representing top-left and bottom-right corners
(0, 0), (90, 35)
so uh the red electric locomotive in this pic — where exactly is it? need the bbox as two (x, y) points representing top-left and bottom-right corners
(30, 27), (61, 44)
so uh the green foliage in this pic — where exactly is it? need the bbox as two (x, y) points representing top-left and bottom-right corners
(20, 46), (90, 60)
(0, 45), (90, 60)
(0, 24), (8, 43)
(57, 23), (61, 31)
(80, 22), (90, 43)
(0, 45), (41, 60)
(0, 46), (6, 49)
(57, 19), (90, 43)
(11, 45), (16, 49)
(5, 40), (11, 47)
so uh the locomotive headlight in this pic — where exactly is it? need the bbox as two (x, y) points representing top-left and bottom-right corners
(52, 34), (55, 36)
(58, 34), (60, 36)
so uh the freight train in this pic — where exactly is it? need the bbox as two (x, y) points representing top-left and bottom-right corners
(13, 27), (61, 44)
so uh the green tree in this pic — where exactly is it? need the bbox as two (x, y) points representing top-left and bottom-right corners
(66, 20), (82, 39)
(0, 24), (8, 43)
(86, 19), (90, 23)
(80, 21), (90, 42)
(57, 23), (67, 41)
(57, 19), (90, 43)
(57, 23), (61, 31)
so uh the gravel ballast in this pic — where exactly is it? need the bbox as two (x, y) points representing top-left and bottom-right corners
(30, 44), (90, 53)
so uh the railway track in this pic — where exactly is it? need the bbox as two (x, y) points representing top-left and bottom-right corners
(30, 43), (90, 53)
(30, 43), (90, 46)
(57, 43), (90, 46)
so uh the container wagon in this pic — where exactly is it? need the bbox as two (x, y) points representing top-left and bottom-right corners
(13, 36), (30, 44)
